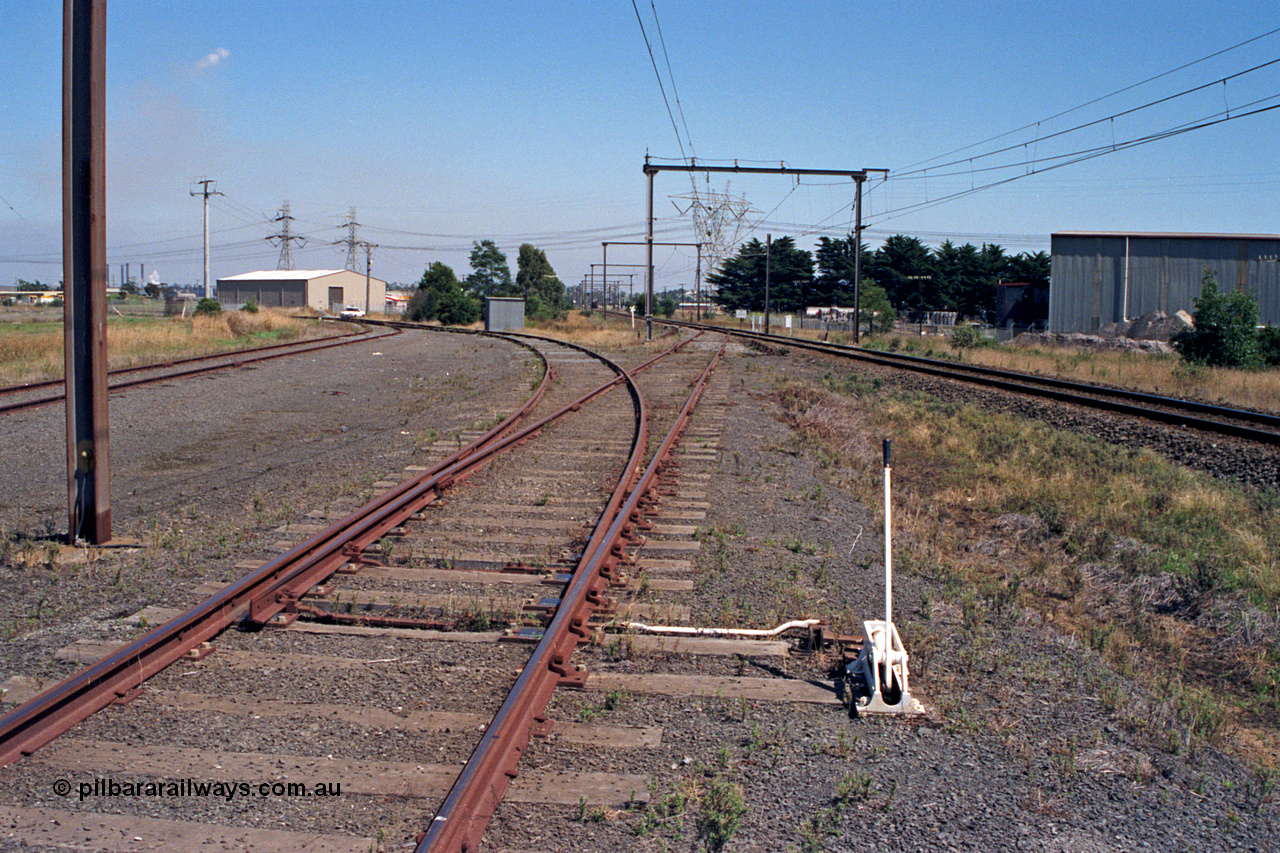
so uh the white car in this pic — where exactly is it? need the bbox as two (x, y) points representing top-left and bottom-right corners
(339, 304), (366, 319)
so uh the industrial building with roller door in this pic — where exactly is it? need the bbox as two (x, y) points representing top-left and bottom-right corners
(215, 269), (387, 315)
(1048, 231), (1280, 333)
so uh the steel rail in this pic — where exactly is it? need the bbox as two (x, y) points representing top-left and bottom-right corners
(420, 336), (727, 853)
(652, 317), (1280, 445)
(0, 328), (698, 766)
(0, 329), (547, 765)
(0, 325), (390, 417)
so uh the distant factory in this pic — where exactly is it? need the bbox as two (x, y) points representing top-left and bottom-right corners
(1049, 231), (1280, 333)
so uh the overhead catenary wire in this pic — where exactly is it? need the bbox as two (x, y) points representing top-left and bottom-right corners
(893, 57), (1280, 179)
(898, 25), (1280, 173)
(870, 98), (1280, 227)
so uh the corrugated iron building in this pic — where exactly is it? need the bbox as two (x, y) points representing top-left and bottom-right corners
(1049, 232), (1280, 333)
(216, 269), (386, 314)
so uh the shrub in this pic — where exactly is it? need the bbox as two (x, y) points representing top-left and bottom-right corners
(1258, 326), (1280, 367)
(695, 777), (747, 853)
(1171, 270), (1259, 367)
(242, 298), (259, 314)
(949, 323), (985, 349)
(435, 290), (481, 326)
(193, 297), (222, 317)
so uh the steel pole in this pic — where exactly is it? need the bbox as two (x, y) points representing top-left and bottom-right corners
(764, 234), (771, 336)
(854, 177), (863, 345)
(364, 248), (371, 314)
(695, 243), (702, 321)
(62, 0), (110, 544)
(645, 161), (654, 341)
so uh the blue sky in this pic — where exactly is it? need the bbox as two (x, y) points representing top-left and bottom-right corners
(1, 1), (1278, 293)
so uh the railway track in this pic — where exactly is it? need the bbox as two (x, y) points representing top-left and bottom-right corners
(0, 324), (839, 852)
(649, 317), (1280, 446)
(0, 322), (383, 417)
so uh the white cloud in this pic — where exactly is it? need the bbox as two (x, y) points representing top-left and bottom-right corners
(194, 47), (230, 72)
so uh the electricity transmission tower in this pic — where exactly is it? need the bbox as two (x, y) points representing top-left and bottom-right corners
(671, 182), (754, 276)
(266, 201), (307, 270)
(334, 208), (362, 271)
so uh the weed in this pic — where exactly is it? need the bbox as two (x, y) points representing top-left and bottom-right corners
(695, 776), (746, 853)
(603, 688), (629, 711)
(834, 770), (873, 804)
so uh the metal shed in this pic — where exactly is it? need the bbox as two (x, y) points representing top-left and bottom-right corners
(1049, 232), (1280, 333)
(484, 296), (525, 332)
(216, 269), (387, 315)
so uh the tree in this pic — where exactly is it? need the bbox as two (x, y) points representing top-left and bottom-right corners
(867, 235), (937, 315)
(1171, 270), (1259, 367)
(707, 236), (813, 312)
(408, 261), (480, 325)
(1007, 250), (1050, 286)
(813, 234), (873, 306)
(16, 279), (47, 292)
(435, 289), (481, 326)
(857, 280), (896, 334)
(515, 243), (569, 320)
(464, 240), (514, 298)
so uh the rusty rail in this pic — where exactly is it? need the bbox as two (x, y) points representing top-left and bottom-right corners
(419, 336), (726, 852)
(0, 324), (388, 417)
(0, 329), (698, 766)
(648, 315), (1280, 445)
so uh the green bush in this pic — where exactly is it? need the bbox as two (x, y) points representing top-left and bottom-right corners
(435, 290), (481, 326)
(1258, 326), (1280, 367)
(949, 323), (986, 350)
(193, 297), (222, 317)
(242, 298), (259, 314)
(1171, 271), (1259, 367)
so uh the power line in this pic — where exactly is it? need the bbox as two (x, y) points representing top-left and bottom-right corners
(631, 0), (686, 161)
(894, 57), (1280, 179)
(871, 99), (1280, 226)
(649, 0), (695, 159)
(899, 25), (1280, 173)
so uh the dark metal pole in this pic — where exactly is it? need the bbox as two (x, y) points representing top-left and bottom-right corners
(695, 243), (702, 321)
(645, 159), (654, 341)
(764, 233), (772, 336)
(854, 176), (863, 345)
(63, 0), (110, 544)
(601, 242), (607, 313)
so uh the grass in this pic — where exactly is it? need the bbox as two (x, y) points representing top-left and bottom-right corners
(0, 308), (340, 386)
(680, 313), (1280, 414)
(954, 341), (1280, 413)
(529, 310), (655, 349)
(777, 373), (1280, 764)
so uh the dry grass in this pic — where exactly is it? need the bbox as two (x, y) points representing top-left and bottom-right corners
(779, 373), (1280, 763)
(960, 343), (1280, 414)
(685, 313), (1280, 414)
(531, 311), (652, 350)
(0, 309), (337, 386)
